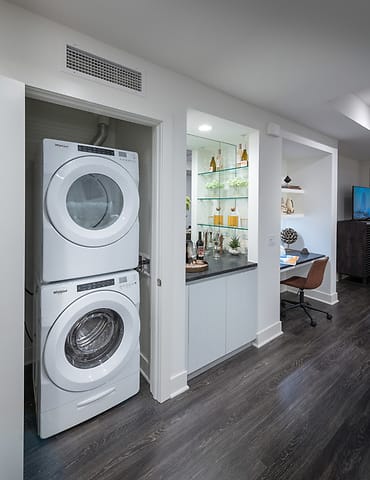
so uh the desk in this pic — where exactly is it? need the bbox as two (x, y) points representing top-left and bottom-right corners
(280, 249), (326, 273)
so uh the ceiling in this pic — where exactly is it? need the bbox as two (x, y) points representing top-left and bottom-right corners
(9, 0), (370, 161)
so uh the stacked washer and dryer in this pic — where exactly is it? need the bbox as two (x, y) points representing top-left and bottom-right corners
(33, 139), (141, 438)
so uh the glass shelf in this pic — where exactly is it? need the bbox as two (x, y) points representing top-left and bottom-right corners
(197, 223), (248, 231)
(198, 165), (248, 176)
(198, 196), (248, 200)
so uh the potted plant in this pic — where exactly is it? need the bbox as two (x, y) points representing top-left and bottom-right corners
(228, 235), (241, 255)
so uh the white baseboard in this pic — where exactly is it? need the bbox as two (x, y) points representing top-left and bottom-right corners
(140, 353), (150, 383)
(287, 286), (338, 305)
(252, 321), (283, 348)
(169, 370), (189, 399)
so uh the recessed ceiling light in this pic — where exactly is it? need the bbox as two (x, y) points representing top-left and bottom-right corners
(198, 124), (212, 132)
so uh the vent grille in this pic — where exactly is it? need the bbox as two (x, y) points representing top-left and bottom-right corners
(66, 45), (143, 93)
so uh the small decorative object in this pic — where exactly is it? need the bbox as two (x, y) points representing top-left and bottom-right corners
(280, 227), (298, 250)
(219, 234), (224, 254)
(282, 175), (302, 190)
(285, 197), (294, 214)
(229, 235), (241, 255)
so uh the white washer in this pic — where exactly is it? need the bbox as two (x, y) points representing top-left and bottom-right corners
(37, 139), (139, 283)
(34, 270), (140, 439)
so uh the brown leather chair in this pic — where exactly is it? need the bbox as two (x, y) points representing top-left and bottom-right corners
(280, 257), (332, 327)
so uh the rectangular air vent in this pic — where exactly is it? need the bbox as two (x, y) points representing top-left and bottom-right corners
(66, 45), (143, 93)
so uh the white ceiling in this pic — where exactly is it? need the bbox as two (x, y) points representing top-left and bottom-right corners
(9, 0), (370, 161)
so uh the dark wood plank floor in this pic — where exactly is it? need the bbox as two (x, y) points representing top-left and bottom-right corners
(24, 278), (370, 480)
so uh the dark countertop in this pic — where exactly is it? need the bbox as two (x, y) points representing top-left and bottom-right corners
(280, 249), (326, 270)
(186, 253), (257, 283)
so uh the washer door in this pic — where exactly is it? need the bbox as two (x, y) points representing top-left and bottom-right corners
(46, 156), (139, 247)
(44, 290), (140, 392)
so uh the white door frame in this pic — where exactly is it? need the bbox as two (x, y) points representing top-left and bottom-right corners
(0, 74), (25, 480)
(26, 86), (164, 400)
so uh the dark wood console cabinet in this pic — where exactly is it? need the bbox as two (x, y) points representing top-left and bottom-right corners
(337, 220), (370, 282)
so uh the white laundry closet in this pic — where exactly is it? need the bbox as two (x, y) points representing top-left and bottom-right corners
(25, 97), (153, 382)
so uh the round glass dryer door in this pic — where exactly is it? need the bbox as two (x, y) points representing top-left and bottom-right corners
(46, 156), (139, 247)
(44, 290), (140, 392)
(66, 174), (123, 231)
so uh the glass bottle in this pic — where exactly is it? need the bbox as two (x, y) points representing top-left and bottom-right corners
(207, 231), (214, 252)
(227, 207), (239, 227)
(215, 148), (223, 171)
(214, 206), (223, 226)
(209, 156), (216, 172)
(241, 148), (249, 167)
(196, 231), (205, 260)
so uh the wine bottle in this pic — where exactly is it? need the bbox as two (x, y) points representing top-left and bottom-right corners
(196, 232), (205, 260)
(209, 156), (216, 172)
(241, 148), (249, 167)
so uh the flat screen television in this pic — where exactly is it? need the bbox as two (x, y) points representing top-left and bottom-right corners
(352, 185), (370, 220)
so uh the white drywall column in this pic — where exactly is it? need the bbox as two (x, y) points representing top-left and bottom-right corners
(0, 75), (25, 479)
(253, 131), (283, 347)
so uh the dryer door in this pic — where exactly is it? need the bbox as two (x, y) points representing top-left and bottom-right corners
(45, 156), (139, 247)
(44, 290), (140, 392)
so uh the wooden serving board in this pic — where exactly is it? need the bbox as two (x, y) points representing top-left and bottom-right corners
(186, 260), (208, 273)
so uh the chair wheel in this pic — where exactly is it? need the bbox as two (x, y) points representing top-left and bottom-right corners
(327, 314), (333, 320)
(310, 320), (317, 327)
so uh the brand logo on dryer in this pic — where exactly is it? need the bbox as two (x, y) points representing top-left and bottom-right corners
(53, 288), (68, 295)
(54, 143), (69, 148)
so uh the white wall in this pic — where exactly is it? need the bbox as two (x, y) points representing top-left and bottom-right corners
(282, 152), (337, 302)
(0, 75), (24, 480)
(0, 0), (338, 407)
(337, 155), (361, 220)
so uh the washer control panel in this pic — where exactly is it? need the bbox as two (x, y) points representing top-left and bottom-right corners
(77, 278), (114, 292)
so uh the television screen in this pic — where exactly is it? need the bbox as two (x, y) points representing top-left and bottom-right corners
(352, 185), (370, 220)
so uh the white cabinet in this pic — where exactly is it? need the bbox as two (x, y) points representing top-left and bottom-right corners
(187, 269), (257, 375)
(226, 269), (257, 353)
(187, 276), (226, 373)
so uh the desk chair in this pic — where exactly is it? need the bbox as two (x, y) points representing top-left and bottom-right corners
(280, 257), (332, 327)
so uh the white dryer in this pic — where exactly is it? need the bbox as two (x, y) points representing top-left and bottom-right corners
(37, 139), (139, 283)
(34, 270), (140, 438)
